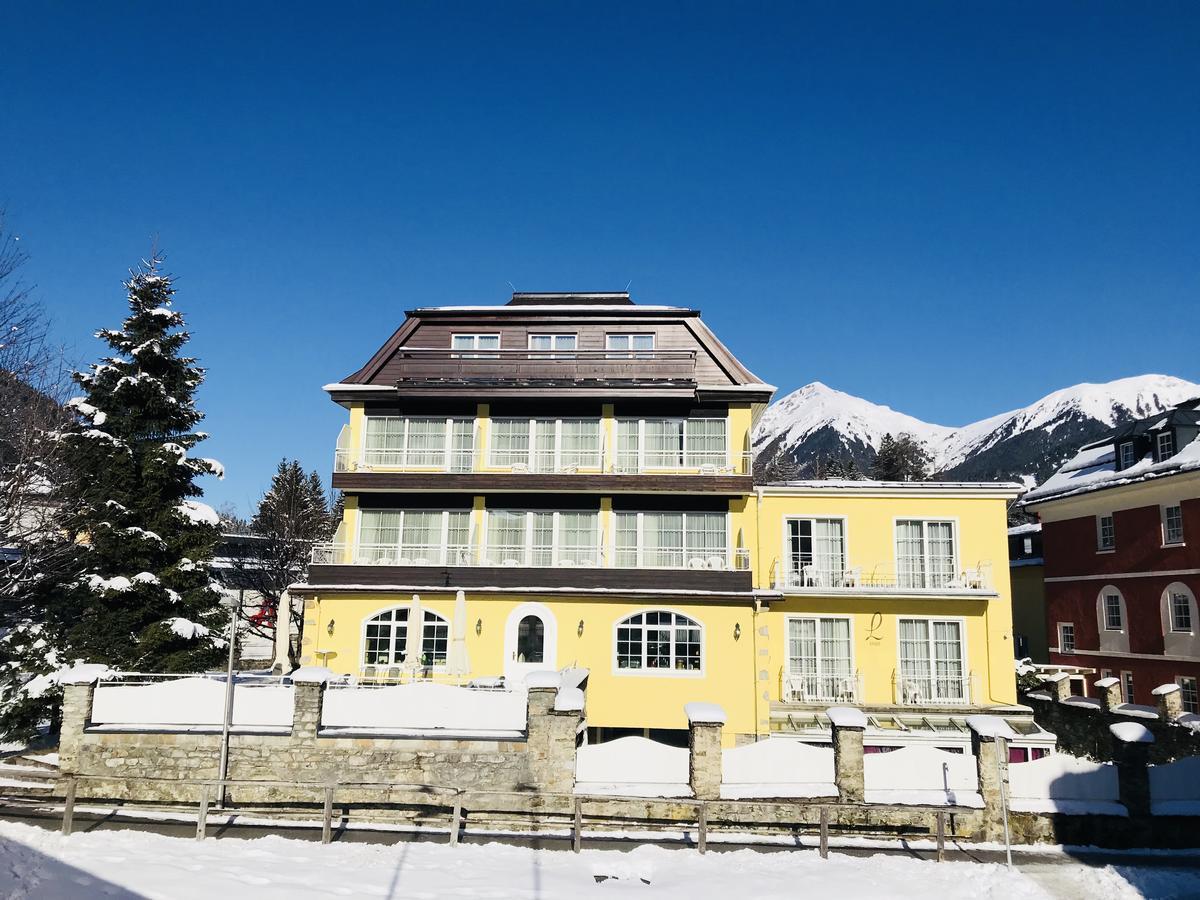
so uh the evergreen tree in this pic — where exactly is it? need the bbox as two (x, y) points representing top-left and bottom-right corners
(48, 257), (227, 672)
(869, 432), (931, 482)
(819, 454), (865, 480)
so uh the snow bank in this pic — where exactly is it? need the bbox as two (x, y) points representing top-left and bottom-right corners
(91, 678), (293, 728)
(1007, 753), (1122, 815)
(1150, 756), (1200, 815)
(575, 737), (691, 797)
(721, 739), (836, 799)
(320, 683), (526, 735)
(864, 746), (982, 807)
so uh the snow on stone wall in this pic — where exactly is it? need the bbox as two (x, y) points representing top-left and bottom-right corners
(1149, 755), (1200, 815)
(863, 746), (982, 807)
(1007, 753), (1123, 815)
(575, 737), (690, 797)
(90, 679), (293, 729)
(720, 738), (837, 799)
(320, 683), (527, 735)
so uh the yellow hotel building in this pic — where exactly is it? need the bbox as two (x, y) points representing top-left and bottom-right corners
(294, 292), (1023, 747)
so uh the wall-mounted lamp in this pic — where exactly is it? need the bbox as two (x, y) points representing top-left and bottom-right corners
(577, 619), (585, 637)
(475, 618), (483, 636)
(733, 622), (741, 641)
(327, 619), (336, 636)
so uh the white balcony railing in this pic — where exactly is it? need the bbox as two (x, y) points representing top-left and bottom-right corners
(783, 671), (864, 704)
(311, 542), (751, 572)
(893, 672), (977, 706)
(771, 561), (993, 593)
(334, 447), (754, 477)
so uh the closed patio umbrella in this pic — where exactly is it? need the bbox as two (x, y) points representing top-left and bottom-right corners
(403, 593), (423, 675)
(447, 589), (470, 678)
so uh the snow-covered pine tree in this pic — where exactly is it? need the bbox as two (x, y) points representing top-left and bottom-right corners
(51, 256), (227, 672)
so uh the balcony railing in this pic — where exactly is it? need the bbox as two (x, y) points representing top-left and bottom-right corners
(771, 561), (993, 593)
(783, 671), (864, 704)
(893, 672), (977, 706)
(334, 447), (754, 477)
(392, 348), (697, 383)
(311, 542), (751, 572)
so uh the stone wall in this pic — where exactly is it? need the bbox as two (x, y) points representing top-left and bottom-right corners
(58, 678), (581, 804)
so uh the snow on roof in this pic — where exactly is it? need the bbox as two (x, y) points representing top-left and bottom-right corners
(758, 480), (1023, 494)
(412, 305), (688, 313)
(1025, 431), (1200, 505)
(1007, 523), (1042, 536)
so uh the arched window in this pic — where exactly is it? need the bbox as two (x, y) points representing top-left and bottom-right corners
(517, 615), (545, 663)
(615, 610), (702, 673)
(363, 608), (450, 667)
(1095, 587), (1129, 653)
(1161, 583), (1200, 657)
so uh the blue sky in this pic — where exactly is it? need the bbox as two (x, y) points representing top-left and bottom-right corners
(3, 2), (1197, 514)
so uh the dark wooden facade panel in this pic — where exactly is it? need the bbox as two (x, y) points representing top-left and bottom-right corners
(305, 564), (754, 593)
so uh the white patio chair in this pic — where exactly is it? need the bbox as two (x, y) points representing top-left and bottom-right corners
(706, 555), (726, 570)
(801, 564), (820, 587)
(688, 557), (707, 569)
(843, 567), (862, 588)
(510, 462), (530, 474)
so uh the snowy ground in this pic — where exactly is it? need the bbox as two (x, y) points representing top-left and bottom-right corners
(2, 822), (1200, 900)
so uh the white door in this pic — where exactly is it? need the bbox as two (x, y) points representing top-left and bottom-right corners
(504, 603), (557, 686)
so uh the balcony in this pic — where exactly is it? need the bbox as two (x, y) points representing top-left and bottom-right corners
(893, 672), (978, 707)
(783, 671), (864, 704)
(334, 447), (754, 477)
(391, 348), (697, 386)
(770, 561), (995, 595)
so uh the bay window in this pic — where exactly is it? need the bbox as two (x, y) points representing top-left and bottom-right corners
(484, 509), (600, 566)
(362, 416), (474, 471)
(895, 520), (957, 589)
(357, 509), (471, 566)
(615, 417), (729, 471)
(898, 618), (967, 703)
(614, 510), (728, 569)
(489, 418), (602, 472)
(615, 610), (702, 672)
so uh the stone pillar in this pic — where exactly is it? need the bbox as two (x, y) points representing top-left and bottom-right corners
(1046, 671), (1072, 703)
(968, 716), (1013, 843)
(828, 707), (866, 803)
(1152, 683), (1183, 721)
(685, 702), (726, 801)
(525, 676), (580, 793)
(1110, 723), (1154, 820)
(58, 681), (97, 773)
(1096, 676), (1123, 713)
(290, 667), (333, 743)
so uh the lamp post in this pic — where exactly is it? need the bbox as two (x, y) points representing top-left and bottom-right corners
(216, 598), (239, 810)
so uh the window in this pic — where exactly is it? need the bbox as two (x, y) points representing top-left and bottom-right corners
(1157, 431), (1176, 461)
(516, 615), (545, 664)
(615, 610), (702, 672)
(363, 417), (475, 471)
(785, 518), (847, 586)
(1058, 622), (1076, 653)
(483, 509), (600, 567)
(528, 334), (577, 357)
(363, 607), (450, 668)
(898, 618), (967, 703)
(1170, 590), (1194, 633)
(895, 520), (957, 589)
(615, 417), (729, 471)
(606, 334), (654, 357)
(1163, 504), (1185, 545)
(488, 418), (602, 472)
(1118, 442), (1137, 470)
(1103, 593), (1123, 631)
(358, 509), (471, 565)
(450, 333), (500, 357)
(787, 617), (854, 701)
(1122, 671), (1134, 704)
(1179, 677), (1199, 715)
(1023, 537), (1033, 555)
(1097, 514), (1115, 551)
(614, 510), (728, 569)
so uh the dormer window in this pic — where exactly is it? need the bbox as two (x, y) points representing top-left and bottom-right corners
(1118, 441), (1137, 470)
(1157, 431), (1176, 461)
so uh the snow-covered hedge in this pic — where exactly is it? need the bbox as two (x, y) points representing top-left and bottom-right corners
(720, 738), (836, 799)
(575, 736), (690, 797)
(320, 683), (527, 735)
(1006, 753), (1123, 815)
(90, 679), (293, 729)
(863, 746), (982, 807)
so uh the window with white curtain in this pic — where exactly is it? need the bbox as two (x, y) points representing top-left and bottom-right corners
(363, 417), (474, 471)
(615, 417), (728, 471)
(489, 418), (602, 471)
(895, 520), (957, 589)
(528, 334), (577, 357)
(615, 610), (702, 672)
(363, 608), (450, 668)
(785, 518), (846, 586)
(614, 511), (728, 569)
(450, 333), (500, 358)
(787, 617), (853, 701)
(357, 509), (471, 565)
(898, 618), (966, 703)
(606, 333), (655, 357)
(483, 509), (600, 566)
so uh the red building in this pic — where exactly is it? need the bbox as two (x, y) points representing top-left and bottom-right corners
(1023, 398), (1200, 712)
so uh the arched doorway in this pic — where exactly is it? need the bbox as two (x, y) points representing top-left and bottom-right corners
(504, 603), (557, 685)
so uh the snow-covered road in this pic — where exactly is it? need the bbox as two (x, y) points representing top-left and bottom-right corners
(0, 821), (1196, 900)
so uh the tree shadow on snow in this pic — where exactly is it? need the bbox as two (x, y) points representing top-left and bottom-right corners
(0, 835), (145, 899)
